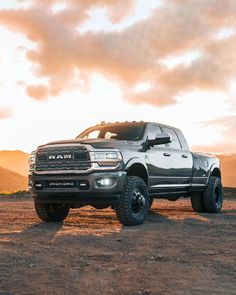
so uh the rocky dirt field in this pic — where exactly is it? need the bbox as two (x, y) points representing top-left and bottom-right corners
(0, 189), (235, 295)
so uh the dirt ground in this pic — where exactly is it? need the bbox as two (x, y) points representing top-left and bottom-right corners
(0, 190), (235, 295)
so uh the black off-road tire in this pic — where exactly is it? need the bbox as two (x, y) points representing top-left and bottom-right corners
(191, 193), (205, 212)
(34, 202), (70, 222)
(115, 176), (149, 226)
(202, 176), (223, 213)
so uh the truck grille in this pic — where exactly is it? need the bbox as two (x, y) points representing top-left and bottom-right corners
(35, 146), (91, 172)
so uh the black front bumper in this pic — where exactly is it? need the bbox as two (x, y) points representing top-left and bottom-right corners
(29, 171), (126, 206)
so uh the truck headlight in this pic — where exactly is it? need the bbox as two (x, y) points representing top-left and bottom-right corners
(89, 151), (122, 166)
(29, 152), (36, 171)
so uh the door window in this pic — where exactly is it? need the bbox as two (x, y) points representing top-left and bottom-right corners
(163, 127), (182, 149)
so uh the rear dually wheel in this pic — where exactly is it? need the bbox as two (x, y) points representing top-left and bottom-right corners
(191, 176), (223, 213)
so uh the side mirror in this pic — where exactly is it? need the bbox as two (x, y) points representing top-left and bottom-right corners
(147, 133), (171, 147)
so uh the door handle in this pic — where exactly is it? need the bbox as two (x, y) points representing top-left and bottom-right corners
(163, 152), (171, 157)
(182, 154), (188, 158)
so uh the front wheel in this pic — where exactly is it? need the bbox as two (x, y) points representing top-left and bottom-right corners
(115, 176), (149, 226)
(34, 202), (70, 222)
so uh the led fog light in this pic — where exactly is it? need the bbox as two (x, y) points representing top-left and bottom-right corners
(35, 182), (44, 190)
(95, 178), (116, 188)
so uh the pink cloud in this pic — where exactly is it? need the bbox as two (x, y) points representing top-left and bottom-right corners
(0, 0), (236, 106)
(0, 107), (13, 119)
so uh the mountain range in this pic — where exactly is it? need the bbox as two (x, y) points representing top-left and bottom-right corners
(0, 150), (28, 193)
(0, 166), (27, 193)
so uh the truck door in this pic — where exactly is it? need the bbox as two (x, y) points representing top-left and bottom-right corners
(146, 124), (172, 192)
(162, 127), (193, 188)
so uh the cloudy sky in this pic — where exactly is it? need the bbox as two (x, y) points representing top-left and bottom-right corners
(0, 0), (235, 153)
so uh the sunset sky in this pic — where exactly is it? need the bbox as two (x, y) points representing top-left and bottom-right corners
(0, 0), (235, 153)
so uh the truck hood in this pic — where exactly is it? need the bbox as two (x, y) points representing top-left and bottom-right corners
(38, 138), (140, 150)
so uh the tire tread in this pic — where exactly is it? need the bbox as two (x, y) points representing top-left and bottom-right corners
(191, 193), (205, 212)
(34, 202), (69, 222)
(202, 176), (223, 213)
(115, 176), (149, 226)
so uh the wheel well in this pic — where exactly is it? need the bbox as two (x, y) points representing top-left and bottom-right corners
(126, 163), (148, 184)
(211, 167), (221, 179)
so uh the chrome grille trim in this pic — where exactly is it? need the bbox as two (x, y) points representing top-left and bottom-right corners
(35, 146), (91, 172)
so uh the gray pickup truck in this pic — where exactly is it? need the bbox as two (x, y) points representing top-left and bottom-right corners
(29, 121), (223, 226)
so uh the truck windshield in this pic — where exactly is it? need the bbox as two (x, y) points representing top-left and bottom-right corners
(77, 124), (146, 141)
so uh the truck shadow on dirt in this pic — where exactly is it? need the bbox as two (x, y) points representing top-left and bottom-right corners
(1, 200), (233, 243)
(13, 205), (214, 241)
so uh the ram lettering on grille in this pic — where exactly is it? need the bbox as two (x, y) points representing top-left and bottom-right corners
(36, 146), (91, 172)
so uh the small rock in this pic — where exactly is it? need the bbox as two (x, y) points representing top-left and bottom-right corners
(29, 263), (36, 268)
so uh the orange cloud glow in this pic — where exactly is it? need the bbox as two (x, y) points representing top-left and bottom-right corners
(193, 115), (236, 153)
(0, 107), (13, 119)
(0, 0), (235, 106)
(26, 84), (50, 100)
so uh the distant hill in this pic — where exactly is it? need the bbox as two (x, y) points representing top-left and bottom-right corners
(0, 166), (27, 193)
(0, 150), (29, 176)
(218, 154), (236, 188)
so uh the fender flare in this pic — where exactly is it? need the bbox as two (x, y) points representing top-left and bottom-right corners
(124, 157), (149, 184)
(124, 157), (149, 172)
(207, 163), (221, 184)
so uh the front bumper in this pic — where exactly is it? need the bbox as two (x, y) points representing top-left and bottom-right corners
(29, 171), (126, 206)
